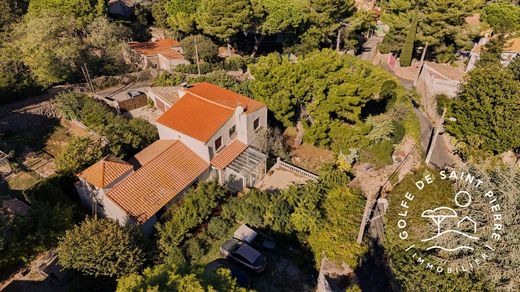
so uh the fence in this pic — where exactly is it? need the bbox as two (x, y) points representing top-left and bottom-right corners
(276, 157), (319, 181)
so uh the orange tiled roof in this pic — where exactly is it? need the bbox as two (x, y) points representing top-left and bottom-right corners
(127, 140), (177, 169)
(211, 140), (248, 170)
(186, 82), (265, 114)
(78, 156), (133, 189)
(156, 83), (266, 143)
(129, 39), (184, 60)
(156, 92), (235, 142)
(106, 140), (209, 223)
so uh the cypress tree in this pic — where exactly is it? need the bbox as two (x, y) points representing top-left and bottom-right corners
(399, 11), (418, 67)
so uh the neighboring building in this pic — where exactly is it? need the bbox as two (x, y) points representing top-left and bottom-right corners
(129, 39), (189, 71)
(415, 62), (464, 99)
(147, 86), (181, 113)
(466, 36), (520, 72)
(76, 82), (268, 234)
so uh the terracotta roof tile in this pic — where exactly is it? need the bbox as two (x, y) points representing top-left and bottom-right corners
(156, 83), (266, 143)
(156, 93), (234, 142)
(78, 156), (133, 189)
(106, 140), (209, 223)
(127, 140), (177, 169)
(211, 140), (248, 170)
(186, 82), (265, 114)
(129, 39), (183, 59)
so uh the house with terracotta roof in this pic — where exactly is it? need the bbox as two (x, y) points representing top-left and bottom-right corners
(75, 82), (268, 234)
(129, 39), (189, 71)
(467, 36), (520, 72)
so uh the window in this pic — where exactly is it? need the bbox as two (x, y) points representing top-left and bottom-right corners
(229, 125), (236, 138)
(253, 118), (260, 130)
(215, 136), (222, 151)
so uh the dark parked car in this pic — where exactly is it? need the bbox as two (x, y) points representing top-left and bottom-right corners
(220, 238), (267, 273)
(204, 259), (251, 288)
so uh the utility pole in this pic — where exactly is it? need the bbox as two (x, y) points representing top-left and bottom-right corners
(194, 38), (201, 76)
(82, 63), (94, 93)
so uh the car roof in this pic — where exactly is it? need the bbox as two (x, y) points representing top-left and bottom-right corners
(222, 238), (240, 252)
(236, 244), (261, 263)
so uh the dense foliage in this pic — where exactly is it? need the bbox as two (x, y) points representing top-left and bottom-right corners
(54, 92), (158, 157)
(399, 11), (417, 67)
(57, 217), (145, 277)
(116, 263), (248, 292)
(482, 1), (520, 34)
(156, 0), (370, 54)
(219, 165), (367, 269)
(180, 34), (219, 63)
(249, 49), (412, 153)
(446, 65), (520, 155)
(384, 164), (520, 290)
(156, 181), (227, 259)
(380, 0), (484, 63)
(0, 175), (78, 269)
(55, 136), (105, 174)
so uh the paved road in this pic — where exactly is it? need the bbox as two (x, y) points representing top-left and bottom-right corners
(414, 108), (453, 168)
(359, 36), (383, 62)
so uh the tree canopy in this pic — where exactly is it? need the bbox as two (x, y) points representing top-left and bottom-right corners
(446, 65), (520, 154)
(249, 49), (404, 148)
(57, 217), (145, 277)
(482, 1), (520, 34)
(380, 0), (484, 63)
(180, 34), (219, 62)
(116, 264), (248, 292)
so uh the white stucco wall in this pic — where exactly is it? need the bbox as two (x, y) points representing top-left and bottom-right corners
(245, 107), (268, 144)
(157, 123), (211, 161)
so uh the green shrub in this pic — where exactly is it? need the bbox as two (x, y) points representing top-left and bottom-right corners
(183, 237), (207, 262)
(435, 94), (450, 115)
(390, 121), (405, 144)
(206, 217), (230, 240)
(157, 181), (226, 257)
(180, 35), (219, 63)
(55, 137), (105, 174)
(54, 92), (158, 157)
(231, 189), (271, 227)
(152, 71), (185, 86)
(223, 55), (253, 71)
(164, 245), (186, 268)
(360, 140), (394, 168)
(176, 63), (222, 74)
(399, 12), (418, 67)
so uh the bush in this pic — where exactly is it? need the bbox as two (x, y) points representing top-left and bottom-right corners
(152, 71), (185, 86)
(157, 181), (226, 257)
(57, 217), (145, 277)
(223, 55), (253, 71)
(360, 140), (395, 168)
(176, 63), (222, 74)
(164, 245), (186, 268)
(183, 237), (207, 262)
(55, 92), (158, 157)
(0, 202), (75, 269)
(206, 217), (231, 240)
(231, 189), (271, 227)
(55, 137), (105, 174)
(436, 94), (450, 115)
